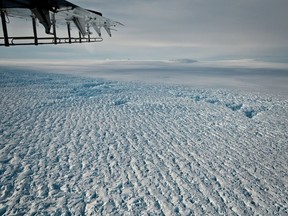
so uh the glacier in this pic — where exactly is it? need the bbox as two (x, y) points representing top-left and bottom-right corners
(0, 67), (287, 215)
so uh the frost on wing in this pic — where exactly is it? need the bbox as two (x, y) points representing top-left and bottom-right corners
(88, 14), (124, 37)
(64, 7), (124, 37)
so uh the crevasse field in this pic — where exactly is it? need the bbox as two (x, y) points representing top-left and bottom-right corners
(0, 66), (288, 215)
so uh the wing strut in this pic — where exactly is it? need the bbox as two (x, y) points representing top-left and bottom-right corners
(87, 25), (91, 42)
(32, 16), (38, 45)
(1, 10), (9, 47)
(52, 13), (57, 44)
(79, 31), (82, 43)
(67, 22), (71, 43)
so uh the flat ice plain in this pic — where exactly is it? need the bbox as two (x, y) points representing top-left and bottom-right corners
(0, 65), (288, 215)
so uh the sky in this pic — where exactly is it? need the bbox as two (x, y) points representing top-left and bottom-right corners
(1, 0), (288, 63)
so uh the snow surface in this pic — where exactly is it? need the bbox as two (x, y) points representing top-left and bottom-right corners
(0, 68), (288, 215)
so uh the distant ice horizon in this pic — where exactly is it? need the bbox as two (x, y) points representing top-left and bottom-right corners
(1, 58), (288, 98)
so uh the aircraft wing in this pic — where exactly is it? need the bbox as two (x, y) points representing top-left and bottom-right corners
(1, 0), (123, 36)
(0, 0), (77, 10)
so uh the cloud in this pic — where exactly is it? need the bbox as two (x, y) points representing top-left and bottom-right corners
(2, 58), (288, 97)
(169, 59), (198, 64)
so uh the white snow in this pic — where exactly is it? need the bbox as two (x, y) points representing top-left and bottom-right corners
(0, 67), (287, 215)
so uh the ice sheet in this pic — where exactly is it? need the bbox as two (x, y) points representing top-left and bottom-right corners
(0, 68), (287, 215)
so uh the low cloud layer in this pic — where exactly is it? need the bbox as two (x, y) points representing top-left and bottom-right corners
(1, 59), (288, 97)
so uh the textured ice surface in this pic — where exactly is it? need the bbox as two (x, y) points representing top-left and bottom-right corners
(0, 68), (288, 215)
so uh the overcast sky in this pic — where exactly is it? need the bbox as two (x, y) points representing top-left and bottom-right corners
(1, 0), (288, 63)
